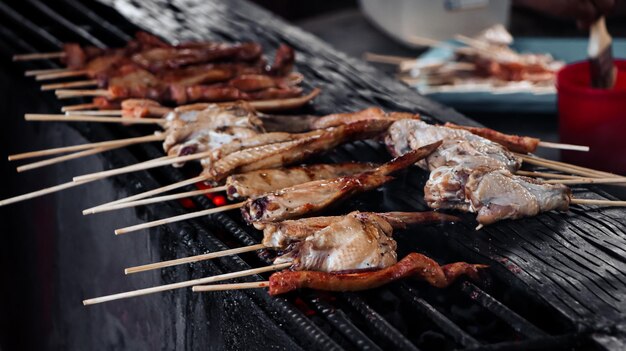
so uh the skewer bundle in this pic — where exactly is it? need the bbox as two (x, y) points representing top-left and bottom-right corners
(15, 31), (316, 111)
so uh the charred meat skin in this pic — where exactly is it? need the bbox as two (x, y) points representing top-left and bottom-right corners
(268, 252), (487, 295)
(444, 122), (540, 154)
(241, 141), (442, 225)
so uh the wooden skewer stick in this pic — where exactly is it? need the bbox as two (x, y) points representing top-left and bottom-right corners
(571, 198), (626, 206)
(16, 145), (118, 172)
(125, 243), (265, 274)
(25, 114), (165, 125)
(36, 70), (87, 81)
(13, 51), (66, 61)
(62, 103), (98, 112)
(82, 262), (290, 306)
(73, 149), (213, 183)
(55, 89), (109, 99)
(536, 141), (589, 152)
(516, 153), (619, 178)
(546, 177), (626, 185)
(88, 186), (227, 215)
(516, 170), (582, 179)
(83, 175), (209, 214)
(193, 281), (269, 292)
(41, 80), (98, 91)
(66, 110), (123, 116)
(25, 68), (70, 77)
(0, 179), (91, 207)
(0, 157), (169, 207)
(114, 202), (244, 235)
(9, 133), (165, 161)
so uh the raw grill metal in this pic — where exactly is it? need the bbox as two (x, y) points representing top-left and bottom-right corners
(1, 0), (626, 350)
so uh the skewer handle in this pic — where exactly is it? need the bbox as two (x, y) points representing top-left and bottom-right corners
(537, 141), (590, 152)
(571, 198), (626, 206)
(82, 263), (290, 306)
(89, 186), (227, 215)
(193, 281), (269, 292)
(13, 52), (66, 61)
(125, 243), (266, 274)
(546, 177), (626, 185)
(114, 202), (245, 235)
(25, 114), (164, 125)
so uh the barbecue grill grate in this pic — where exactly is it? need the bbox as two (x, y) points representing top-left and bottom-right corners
(2, 0), (625, 350)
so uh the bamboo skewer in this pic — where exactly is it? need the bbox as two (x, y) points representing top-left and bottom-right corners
(516, 170), (582, 179)
(83, 175), (209, 214)
(571, 198), (626, 206)
(546, 177), (626, 185)
(9, 133), (165, 161)
(56, 89), (109, 99)
(516, 153), (620, 178)
(82, 262), (290, 306)
(193, 281), (270, 292)
(13, 52), (66, 61)
(62, 103), (98, 112)
(16, 145), (118, 172)
(536, 141), (589, 152)
(114, 202), (245, 235)
(0, 179), (91, 207)
(73, 150), (213, 183)
(36, 70), (87, 81)
(88, 186), (227, 214)
(25, 68), (70, 77)
(66, 110), (123, 116)
(25, 114), (165, 125)
(41, 80), (98, 91)
(125, 243), (265, 274)
(0, 156), (169, 207)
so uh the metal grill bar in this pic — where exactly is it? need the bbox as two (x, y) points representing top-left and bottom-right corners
(27, 0), (106, 47)
(394, 284), (481, 348)
(61, 0), (132, 42)
(460, 282), (549, 339)
(0, 2), (63, 48)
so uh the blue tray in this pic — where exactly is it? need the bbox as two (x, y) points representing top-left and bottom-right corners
(418, 38), (626, 114)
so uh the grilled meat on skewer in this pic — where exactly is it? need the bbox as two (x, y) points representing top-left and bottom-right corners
(443, 122), (540, 154)
(225, 162), (378, 200)
(162, 102), (264, 160)
(311, 107), (420, 129)
(268, 252), (487, 295)
(425, 165), (571, 225)
(241, 141), (442, 225)
(205, 119), (395, 182)
(386, 119), (521, 172)
(261, 211), (459, 248)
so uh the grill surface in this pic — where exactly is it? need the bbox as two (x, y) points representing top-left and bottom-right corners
(1, 0), (626, 350)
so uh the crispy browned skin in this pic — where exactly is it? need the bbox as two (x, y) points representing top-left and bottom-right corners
(225, 162), (377, 200)
(206, 120), (394, 183)
(311, 107), (420, 130)
(268, 252), (487, 295)
(444, 122), (540, 154)
(261, 211), (458, 248)
(241, 141), (442, 225)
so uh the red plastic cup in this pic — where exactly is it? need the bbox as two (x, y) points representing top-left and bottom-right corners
(557, 60), (626, 174)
